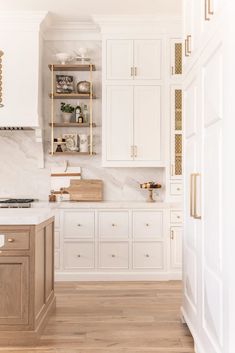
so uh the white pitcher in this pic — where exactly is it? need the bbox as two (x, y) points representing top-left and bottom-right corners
(79, 134), (89, 153)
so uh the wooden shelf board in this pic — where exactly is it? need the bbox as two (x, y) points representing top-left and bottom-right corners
(49, 93), (96, 99)
(50, 152), (96, 156)
(49, 64), (96, 71)
(49, 122), (96, 127)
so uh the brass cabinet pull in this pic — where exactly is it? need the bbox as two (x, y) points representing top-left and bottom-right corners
(187, 35), (192, 54)
(134, 145), (137, 158)
(145, 254), (150, 258)
(171, 66), (175, 76)
(134, 67), (137, 76)
(0, 50), (4, 108)
(7, 238), (15, 243)
(208, 0), (214, 15)
(185, 39), (190, 57)
(77, 254), (81, 257)
(205, 0), (210, 20)
(131, 145), (134, 158)
(190, 174), (194, 217)
(131, 67), (134, 76)
(194, 173), (201, 219)
(171, 230), (174, 240)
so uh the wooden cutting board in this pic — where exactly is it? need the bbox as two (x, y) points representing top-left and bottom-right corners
(63, 179), (103, 201)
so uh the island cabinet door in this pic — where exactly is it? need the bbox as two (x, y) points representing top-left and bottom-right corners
(0, 256), (29, 325)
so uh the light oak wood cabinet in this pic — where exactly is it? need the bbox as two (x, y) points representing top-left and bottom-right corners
(0, 218), (55, 345)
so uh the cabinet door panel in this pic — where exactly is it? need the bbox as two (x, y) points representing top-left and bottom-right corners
(134, 86), (161, 161)
(170, 226), (183, 269)
(0, 257), (29, 325)
(106, 40), (133, 80)
(134, 40), (161, 80)
(106, 86), (133, 161)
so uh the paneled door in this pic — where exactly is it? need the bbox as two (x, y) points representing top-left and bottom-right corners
(134, 40), (161, 80)
(0, 256), (29, 325)
(106, 86), (133, 161)
(134, 86), (161, 161)
(106, 40), (133, 80)
(183, 70), (202, 334)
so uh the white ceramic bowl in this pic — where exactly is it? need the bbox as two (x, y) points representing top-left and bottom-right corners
(56, 53), (72, 65)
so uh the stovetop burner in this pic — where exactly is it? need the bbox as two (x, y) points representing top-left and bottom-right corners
(0, 199), (34, 208)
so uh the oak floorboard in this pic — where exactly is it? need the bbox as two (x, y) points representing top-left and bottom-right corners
(0, 281), (195, 353)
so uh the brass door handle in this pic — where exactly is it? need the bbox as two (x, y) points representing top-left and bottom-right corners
(194, 173), (201, 219)
(205, 0), (210, 20)
(134, 67), (137, 76)
(185, 39), (190, 57)
(0, 50), (4, 108)
(190, 173), (201, 219)
(131, 67), (134, 76)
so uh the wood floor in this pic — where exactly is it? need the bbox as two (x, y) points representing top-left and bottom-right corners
(0, 281), (194, 353)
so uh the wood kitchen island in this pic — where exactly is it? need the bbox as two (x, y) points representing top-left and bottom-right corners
(0, 209), (55, 345)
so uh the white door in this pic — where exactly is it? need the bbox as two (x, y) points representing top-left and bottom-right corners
(134, 86), (161, 161)
(106, 86), (133, 161)
(170, 226), (183, 269)
(183, 70), (202, 333)
(200, 38), (224, 352)
(106, 40), (133, 80)
(134, 40), (161, 80)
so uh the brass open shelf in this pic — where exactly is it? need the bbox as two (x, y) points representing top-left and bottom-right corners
(49, 122), (96, 128)
(49, 93), (96, 99)
(48, 64), (96, 71)
(49, 151), (96, 156)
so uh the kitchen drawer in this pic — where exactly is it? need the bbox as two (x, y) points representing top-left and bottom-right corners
(55, 230), (60, 249)
(133, 211), (163, 239)
(64, 242), (95, 269)
(170, 211), (183, 223)
(64, 211), (95, 239)
(54, 250), (60, 270)
(170, 183), (183, 195)
(98, 211), (129, 239)
(99, 242), (129, 269)
(0, 232), (30, 250)
(133, 242), (163, 269)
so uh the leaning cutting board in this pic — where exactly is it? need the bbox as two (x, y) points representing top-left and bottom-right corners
(63, 179), (103, 201)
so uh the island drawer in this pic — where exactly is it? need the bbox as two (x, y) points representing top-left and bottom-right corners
(0, 231), (30, 250)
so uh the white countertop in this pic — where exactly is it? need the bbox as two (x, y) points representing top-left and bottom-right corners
(0, 208), (54, 225)
(32, 201), (182, 210)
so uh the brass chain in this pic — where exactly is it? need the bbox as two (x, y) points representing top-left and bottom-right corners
(0, 51), (3, 107)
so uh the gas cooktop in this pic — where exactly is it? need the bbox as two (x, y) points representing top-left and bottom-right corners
(0, 199), (34, 208)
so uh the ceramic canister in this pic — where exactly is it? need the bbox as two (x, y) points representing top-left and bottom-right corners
(79, 134), (89, 152)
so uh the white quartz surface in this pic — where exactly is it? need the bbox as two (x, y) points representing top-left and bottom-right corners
(33, 201), (181, 210)
(0, 208), (54, 225)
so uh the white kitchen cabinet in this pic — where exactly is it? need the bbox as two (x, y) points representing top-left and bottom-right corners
(106, 39), (161, 81)
(55, 207), (181, 280)
(106, 86), (133, 161)
(104, 85), (162, 166)
(106, 40), (133, 80)
(170, 226), (182, 269)
(0, 12), (46, 127)
(63, 211), (95, 239)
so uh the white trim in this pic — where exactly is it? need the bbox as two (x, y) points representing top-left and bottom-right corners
(55, 271), (182, 282)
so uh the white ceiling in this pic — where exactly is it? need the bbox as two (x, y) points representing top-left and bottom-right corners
(0, 0), (182, 22)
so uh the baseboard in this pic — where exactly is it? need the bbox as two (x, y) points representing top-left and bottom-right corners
(180, 306), (207, 353)
(55, 271), (182, 281)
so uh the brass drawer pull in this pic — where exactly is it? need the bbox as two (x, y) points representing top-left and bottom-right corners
(7, 238), (15, 243)
(77, 254), (81, 258)
(77, 224), (82, 227)
(111, 254), (116, 258)
(145, 254), (150, 258)
(185, 39), (189, 57)
(112, 223), (116, 227)
(146, 223), (150, 227)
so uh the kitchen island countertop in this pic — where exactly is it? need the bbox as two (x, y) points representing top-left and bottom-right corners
(0, 208), (54, 225)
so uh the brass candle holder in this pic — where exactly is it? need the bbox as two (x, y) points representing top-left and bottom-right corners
(140, 182), (162, 203)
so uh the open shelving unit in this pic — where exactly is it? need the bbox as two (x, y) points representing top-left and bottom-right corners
(49, 63), (96, 156)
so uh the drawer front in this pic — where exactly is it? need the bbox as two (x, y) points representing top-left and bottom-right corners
(64, 242), (95, 269)
(54, 250), (60, 270)
(99, 242), (129, 269)
(0, 232), (30, 250)
(133, 242), (164, 269)
(55, 230), (60, 249)
(99, 211), (129, 238)
(170, 211), (183, 223)
(64, 211), (95, 239)
(133, 211), (163, 239)
(170, 183), (183, 195)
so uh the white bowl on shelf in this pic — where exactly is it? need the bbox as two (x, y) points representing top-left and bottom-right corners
(55, 53), (73, 65)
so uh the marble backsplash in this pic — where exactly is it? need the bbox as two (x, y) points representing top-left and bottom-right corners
(0, 40), (164, 201)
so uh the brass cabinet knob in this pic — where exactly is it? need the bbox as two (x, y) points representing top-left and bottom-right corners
(146, 223), (150, 227)
(77, 254), (81, 258)
(111, 254), (116, 258)
(112, 223), (116, 227)
(7, 238), (15, 243)
(145, 254), (150, 258)
(77, 224), (82, 227)
(177, 216), (180, 219)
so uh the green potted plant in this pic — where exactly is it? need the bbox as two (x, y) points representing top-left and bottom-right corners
(60, 102), (75, 123)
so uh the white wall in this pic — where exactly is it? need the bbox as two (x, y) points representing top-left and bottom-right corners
(0, 39), (164, 201)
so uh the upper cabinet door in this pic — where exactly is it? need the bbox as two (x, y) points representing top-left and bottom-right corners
(134, 86), (161, 161)
(105, 86), (133, 161)
(106, 40), (134, 80)
(134, 40), (161, 80)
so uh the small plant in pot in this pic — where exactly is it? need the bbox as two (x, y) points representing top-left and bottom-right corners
(60, 102), (74, 123)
